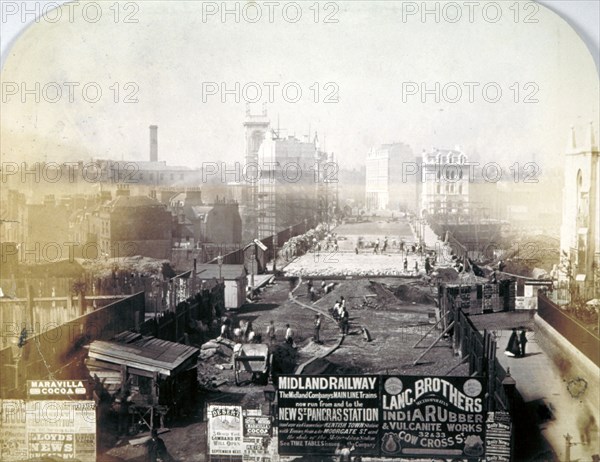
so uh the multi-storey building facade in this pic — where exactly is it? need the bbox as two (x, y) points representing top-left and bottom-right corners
(256, 132), (324, 239)
(365, 143), (416, 213)
(420, 147), (471, 220)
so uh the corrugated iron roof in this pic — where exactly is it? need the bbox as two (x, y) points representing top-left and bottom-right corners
(88, 333), (199, 376)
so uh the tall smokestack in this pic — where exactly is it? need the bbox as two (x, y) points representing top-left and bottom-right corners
(149, 125), (158, 162)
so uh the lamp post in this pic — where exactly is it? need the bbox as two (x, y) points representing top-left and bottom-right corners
(263, 383), (276, 422)
(251, 245), (255, 290)
(502, 367), (517, 413)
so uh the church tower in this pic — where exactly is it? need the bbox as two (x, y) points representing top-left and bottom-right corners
(559, 122), (600, 301)
(242, 104), (270, 241)
(244, 103), (270, 170)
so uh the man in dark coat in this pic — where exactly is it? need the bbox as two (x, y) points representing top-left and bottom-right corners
(519, 329), (528, 357)
(147, 429), (168, 462)
(504, 328), (520, 357)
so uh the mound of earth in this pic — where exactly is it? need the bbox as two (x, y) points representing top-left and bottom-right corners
(390, 283), (436, 305)
(301, 358), (362, 375)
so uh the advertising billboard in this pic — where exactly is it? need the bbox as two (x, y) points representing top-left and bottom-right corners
(277, 375), (489, 459)
(380, 376), (486, 458)
(207, 404), (244, 456)
(0, 399), (96, 462)
(277, 375), (380, 455)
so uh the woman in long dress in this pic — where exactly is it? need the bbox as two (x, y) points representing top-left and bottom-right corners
(504, 328), (520, 357)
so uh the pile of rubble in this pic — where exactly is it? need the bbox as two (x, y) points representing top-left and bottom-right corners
(197, 337), (235, 389)
(389, 282), (436, 305)
(199, 337), (235, 361)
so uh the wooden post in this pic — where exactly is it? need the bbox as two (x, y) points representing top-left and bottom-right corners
(120, 364), (127, 389)
(453, 307), (462, 357)
(27, 285), (34, 332)
(152, 371), (158, 405)
(487, 334), (497, 411)
(413, 321), (455, 366)
(413, 313), (447, 348)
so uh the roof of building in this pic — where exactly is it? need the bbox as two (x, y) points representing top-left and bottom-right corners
(97, 160), (191, 171)
(190, 205), (214, 221)
(107, 195), (166, 209)
(196, 263), (246, 280)
(88, 332), (199, 376)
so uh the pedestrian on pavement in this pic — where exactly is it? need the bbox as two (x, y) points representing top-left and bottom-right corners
(314, 314), (321, 343)
(519, 329), (528, 357)
(340, 296), (346, 310)
(266, 320), (276, 344)
(504, 328), (520, 357)
(285, 324), (294, 346)
(146, 428), (169, 462)
(425, 257), (432, 275)
(404, 258), (408, 272)
(382, 236), (388, 253)
(355, 246), (359, 254)
(307, 279), (313, 297)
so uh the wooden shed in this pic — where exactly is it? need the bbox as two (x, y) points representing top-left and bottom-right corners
(86, 331), (199, 429)
(196, 264), (247, 309)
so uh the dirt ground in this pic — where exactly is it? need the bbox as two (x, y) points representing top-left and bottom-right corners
(101, 274), (467, 462)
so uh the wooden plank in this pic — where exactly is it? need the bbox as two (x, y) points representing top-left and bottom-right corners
(89, 351), (173, 376)
(90, 342), (197, 369)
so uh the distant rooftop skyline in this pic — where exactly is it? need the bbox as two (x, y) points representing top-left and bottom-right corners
(1, 2), (598, 172)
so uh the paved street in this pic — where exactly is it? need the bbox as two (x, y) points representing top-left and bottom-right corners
(497, 331), (599, 462)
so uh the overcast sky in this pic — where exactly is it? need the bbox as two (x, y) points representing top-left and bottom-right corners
(1, 1), (598, 171)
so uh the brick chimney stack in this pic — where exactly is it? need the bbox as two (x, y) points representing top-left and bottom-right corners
(150, 125), (158, 162)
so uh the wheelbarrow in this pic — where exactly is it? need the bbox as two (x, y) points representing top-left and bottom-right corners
(232, 343), (272, 386)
